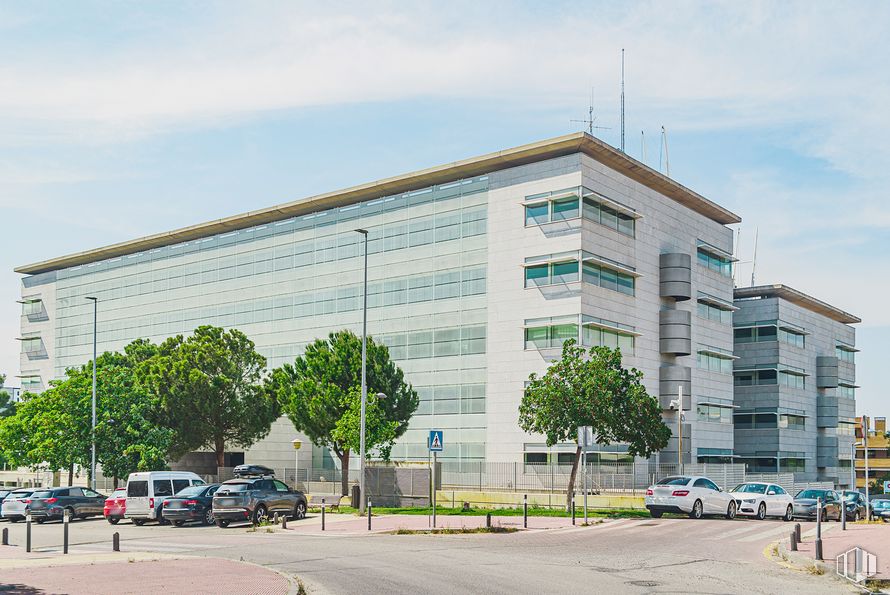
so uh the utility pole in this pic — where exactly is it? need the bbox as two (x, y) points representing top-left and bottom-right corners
(85, 296), (98, 490)
(355, 229), (369, 514)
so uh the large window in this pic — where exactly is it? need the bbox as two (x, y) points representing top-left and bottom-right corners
(20, 376), (41, 392)
(697, 403), (732, 424)
(734, 369), (777, 386)
(524, 251), (635, 296)
(582, 195), (635, 236)
(837, 421), (857, 436)
(697, 246), (733, 277)
(779, 370), (806, 389)
(779, 413), (806, 430)
(21, 299), (43, 316)
(524, 195), (580, 226)
(20, 337), (43, 354)
(735, 409), (805, 430)
(523, 256), (580, 288)
(524, 187), (637, 236)
(524, 315), (636, 354)
(697, 448), (733, 464)
(836, 344), (856, 363)
(838, 383), (855, 399)
(697, 300), (732, 324)
(697, 347), (734, 374)
(735, 323), (805, 348)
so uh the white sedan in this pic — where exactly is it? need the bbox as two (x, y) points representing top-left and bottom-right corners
(730, 482), (794, 521)
(645, 476), (737, 519)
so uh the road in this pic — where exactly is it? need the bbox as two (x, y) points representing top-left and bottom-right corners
(1, 514), (857, 594)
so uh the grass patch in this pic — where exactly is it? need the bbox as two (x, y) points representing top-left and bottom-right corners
(333, 505), (648, 519)
(389, 526), (518, 535)
(806, 563), (825, 576)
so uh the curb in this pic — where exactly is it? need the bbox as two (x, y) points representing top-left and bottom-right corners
(766, 539), (864, 592)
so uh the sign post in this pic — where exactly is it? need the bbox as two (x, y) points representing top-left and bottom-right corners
(292, 439), (302, 491)
(429, 430), (444, 528)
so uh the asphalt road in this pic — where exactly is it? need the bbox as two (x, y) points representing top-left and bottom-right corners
(2, 514), (857, 594)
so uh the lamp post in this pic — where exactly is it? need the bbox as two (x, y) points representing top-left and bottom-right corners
(852, 441), (860, 492)
(355, 229), (369, 514)
(863, 415), (870, 519)
(85, 296), (98, 491)
(292, 439), (302, 491)
(670, 385), (684, 473)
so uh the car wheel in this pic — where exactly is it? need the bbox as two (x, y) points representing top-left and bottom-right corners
(689, 500), (703, 520)
(649, 510), (663, 519)
(756, 502), (766, 521)
(293, 501), (307, 520)
(107, 516), (120, 525)
(253, 504), (268, 525)
(65, 507), (77, 521)
(36, 518), (45, 524)
(853, 511), (860, 522)
(783, 505), (793, 522)
(9, 518), (19, 523)
(216, 519), (230, 528)
(202, 508), (214, 526)
(725, 500), (737, 520)
(173, 520), (185, 527)
(133, 519), (146, 526)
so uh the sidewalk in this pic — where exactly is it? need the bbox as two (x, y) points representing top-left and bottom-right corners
(0, 547), (293, 595)
(793, 522), (890, 578)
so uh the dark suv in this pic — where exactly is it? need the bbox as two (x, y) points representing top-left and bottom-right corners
(26, 487), (106, 523)
(211, 467), (307, 528)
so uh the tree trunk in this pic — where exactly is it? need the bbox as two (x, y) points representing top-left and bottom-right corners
(339, 449), (350, 497)
(215, 438), (226, 468)
(565, 445), (583, 512)
(68, 463), (74, 486)
(113, 476), (119, 489)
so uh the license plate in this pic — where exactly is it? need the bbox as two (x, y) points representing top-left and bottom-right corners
(168, 502), (182, 508)
(219, 499), (236, 506)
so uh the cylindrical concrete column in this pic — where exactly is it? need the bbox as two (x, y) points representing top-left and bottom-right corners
(659, 365), (691, 410)
(659, 253), (692, 301)
(659, 309), (692, 355)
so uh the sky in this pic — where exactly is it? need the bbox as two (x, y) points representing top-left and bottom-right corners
(0, 1), (886, 418)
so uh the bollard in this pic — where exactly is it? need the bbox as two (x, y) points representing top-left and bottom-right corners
(815, 498), (823, 561)
(281, 514), (287, 530)
(572, 501), (576, 526)
(26, 513), (31, 553)
(486, 512), (491, 529)
(789, 531), (797, 551)
(523, 494), (528, 529)
(842, 504), (846, 531)
(794, 523), (801, 543)
(112, 532), (120, 552)
(367, 499), (372, 531)
(321, 499), (326, 531)
(2, 527), (7, 546)
(815, 538), (823, 561)
(63, 509), (69, 554)
(273, 512), (279, 525)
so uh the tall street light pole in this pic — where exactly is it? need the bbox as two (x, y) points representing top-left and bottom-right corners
(355, 229), (369, 514)
(85, 296), (98, 491)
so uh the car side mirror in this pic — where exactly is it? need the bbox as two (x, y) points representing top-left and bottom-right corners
(767, 490), (776, 495)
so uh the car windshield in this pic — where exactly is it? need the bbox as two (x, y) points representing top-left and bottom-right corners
(218, 483), (251, 493)
(796, 490), (827, 499)
(174, 485), (206, 498)
(656, 477), (690, 486)
(873, 500), (890, 509)
(112, 489), (126, 497)
(30, 491), (54, 499)
(10, 491), (32, 499)
(843, 492), (859, 501)
(732, 483), (766, 494)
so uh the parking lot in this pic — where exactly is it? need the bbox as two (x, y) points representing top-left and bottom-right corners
(0, 512), (861, 594)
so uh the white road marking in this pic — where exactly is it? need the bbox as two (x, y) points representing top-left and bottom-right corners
(704, 522), (770, 539)
(738, 523), (803, 543)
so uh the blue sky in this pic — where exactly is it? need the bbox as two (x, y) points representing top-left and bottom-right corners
(1, 1), (887, 418)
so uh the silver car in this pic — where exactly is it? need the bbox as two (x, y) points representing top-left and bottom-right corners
(1, 489), (35, 522)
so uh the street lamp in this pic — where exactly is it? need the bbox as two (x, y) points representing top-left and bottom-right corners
(85, 296), (98, 491)
(292, 439), (302, 491)
(354, 229), (369, 514)
(852, 442), (861, 492)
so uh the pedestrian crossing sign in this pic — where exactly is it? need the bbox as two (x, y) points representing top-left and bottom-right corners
(429, 430), (444, 452)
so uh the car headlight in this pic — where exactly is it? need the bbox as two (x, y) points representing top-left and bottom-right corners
(742, 498), (756, 503)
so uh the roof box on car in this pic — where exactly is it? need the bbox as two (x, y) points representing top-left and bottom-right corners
(232, 464), (275, 478)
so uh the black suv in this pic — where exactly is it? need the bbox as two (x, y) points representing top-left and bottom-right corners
(26, 487), (106, 523)
(211, 467), (307, 528)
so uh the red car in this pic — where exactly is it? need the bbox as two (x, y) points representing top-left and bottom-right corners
(103, 488), (127, 524)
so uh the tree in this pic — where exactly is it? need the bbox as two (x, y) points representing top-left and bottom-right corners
(266, 330), (419, 496)
(0, 373), (15, 419)
(519, 340), (671, 510)
(140, 325), (276, 467)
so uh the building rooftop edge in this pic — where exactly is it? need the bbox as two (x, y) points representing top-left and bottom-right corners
(733, 284), (861, 325)
(15, 132), (741, 275)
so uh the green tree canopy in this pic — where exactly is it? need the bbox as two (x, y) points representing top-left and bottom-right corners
(519, 340), (670, 509)
(0, 373), (15, 419)
(266, 330), (419, 495)
(140, 325), (276, 467)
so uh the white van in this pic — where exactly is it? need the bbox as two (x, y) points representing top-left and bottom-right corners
(125, 471), (205, 525)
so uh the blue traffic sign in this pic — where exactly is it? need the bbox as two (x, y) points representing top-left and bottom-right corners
(884, 480), (890, 493)
(428, 430), (444, 452)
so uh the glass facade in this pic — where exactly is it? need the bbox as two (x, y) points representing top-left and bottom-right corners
(523, 251), (635, 295)
(697, 300), (732, 324)
(697, 246), (733, 277)
(734, 322), (805, 348)
(523, 314), (635, 353)
(523, 186), (636, 237)
(49, 175), (492, 462)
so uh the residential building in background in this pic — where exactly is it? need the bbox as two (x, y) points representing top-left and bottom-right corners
(856, 416), (888, 490)
(733, 284), (860, 487)
(14, 132), (742, 471)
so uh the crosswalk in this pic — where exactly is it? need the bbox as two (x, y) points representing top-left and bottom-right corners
(38, 539), (231, 555)
(577, 517), (831, 546)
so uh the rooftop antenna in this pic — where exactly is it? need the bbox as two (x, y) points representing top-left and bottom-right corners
(750, 227), (759, 287)
(641, 130), (646, 163)
(661, 126), (671, 177)
(620, 49), (626, 152)
(571, 87), (610, 136)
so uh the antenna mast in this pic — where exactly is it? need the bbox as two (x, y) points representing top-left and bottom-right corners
(750, 228), (759, 286)
(620, 49), (626, 152)
(660, 126), (671, 177)
(570, 87), (610, 136)
(641, 130), (646, 162)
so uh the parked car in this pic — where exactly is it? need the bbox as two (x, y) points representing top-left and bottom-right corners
(1, 489), (35, 522)
(212, 467), (307, 528)
(871, 499), (890, 522)
(104, 488), (127, 524)
(792, 489), (843, 521)
(25, 487), (106, 523)
(645, 476), (737, 519)
(841, 490), (868, 522)
(0, 491), (10, 520)
(730, 482), (794, 521)
(161, 483), (220, 526)
(125, 471), (205, 526)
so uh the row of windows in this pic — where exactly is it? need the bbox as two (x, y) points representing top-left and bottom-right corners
(20, 338), (44, 354)
(696, 404), (732, 424)
(697, 301), (732, 324)
(522, 452), (635, 465)
(733, 368), (806, 389)
(838, 384), (856, 399)
(21, 300), (43, 316)
(523, 187), (636, 236)
(413, 384), (486, 416)
(697, 247), (732, 277)
(838, 421), (858, 436)
(697, 351), (734, 374)
(57, 206), (487, 302)
(836, 345), (856, 363)
(54, 266), (487, 347)
(739, 457), (806, 473)
(734, 324), (805, 348)
(734, 411), (806, 430)
(523, 322), (635, 354)
(377, 325), (486, 360)
(57, 176), (490, 282)
(523, 258), (635, 295)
